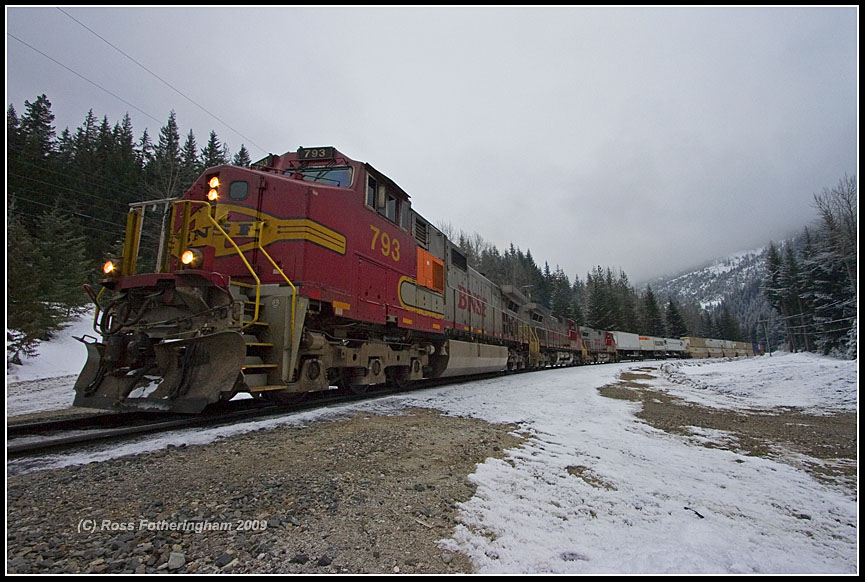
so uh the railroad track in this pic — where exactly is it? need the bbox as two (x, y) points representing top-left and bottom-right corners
(6, 368), (544, 459)
(6, 399), (283, 458)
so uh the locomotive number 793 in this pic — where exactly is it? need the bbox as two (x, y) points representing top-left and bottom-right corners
(369, 225), (400, 262)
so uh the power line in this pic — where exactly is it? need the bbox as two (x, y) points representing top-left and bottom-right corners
(786, 316), (857, 331)
(57, 7), (268, 156)
(10, 193), (130, 230)
(9, 208), (146, 241)
(7, 32), (163, 125)
(758, 298), (854, 323)
(7, 144), (155, 205)
(8, 172), (131, 213)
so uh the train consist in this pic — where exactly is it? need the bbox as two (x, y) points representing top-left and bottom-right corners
(74, 147), (760, 413)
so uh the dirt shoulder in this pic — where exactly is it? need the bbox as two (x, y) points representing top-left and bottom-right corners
(6, 408), (522, 574)
(599, 368), (857, 496)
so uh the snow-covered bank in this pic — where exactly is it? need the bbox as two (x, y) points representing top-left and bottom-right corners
(659, 352), (858, 413)
(6, 313), (93, 385)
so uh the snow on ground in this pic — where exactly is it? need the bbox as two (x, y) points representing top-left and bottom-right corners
(7, 313), (93, 385)
(391, 367), (858, 574)
(659, 353), (858, 413)
(5, 313), (860, 573)
(6, 315), (95, 415)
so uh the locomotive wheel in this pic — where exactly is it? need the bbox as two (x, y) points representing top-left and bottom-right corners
(338, 377), (371, 395)
(386, 367), (412, 390)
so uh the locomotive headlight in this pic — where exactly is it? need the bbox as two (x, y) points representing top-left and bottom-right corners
(102, 259), (121, 276)
(207, 176), (220, 202)
(180, 248), (204, 268)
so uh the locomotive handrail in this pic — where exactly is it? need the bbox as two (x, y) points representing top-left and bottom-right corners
(254, 243), (298, 357)
(173, 199), (263, 329)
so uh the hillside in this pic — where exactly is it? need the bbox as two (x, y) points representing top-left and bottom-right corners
(646, 249), (766, 309)
(642, 248), (773, 343)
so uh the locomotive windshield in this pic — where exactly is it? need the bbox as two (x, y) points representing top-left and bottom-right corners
(284, 166), (353, 187)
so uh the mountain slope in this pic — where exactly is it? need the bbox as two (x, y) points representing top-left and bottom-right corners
(642, 248), (772, 342)
(647, 249), (767, 309)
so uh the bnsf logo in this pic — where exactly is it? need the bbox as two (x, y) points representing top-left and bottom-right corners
(457, 285), (487, 316)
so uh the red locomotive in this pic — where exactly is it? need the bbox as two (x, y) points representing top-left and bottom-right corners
(75, 147), (585, 412)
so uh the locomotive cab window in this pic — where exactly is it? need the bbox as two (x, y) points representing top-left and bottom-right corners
(285, 166), (353, 187)
(401, 203), (411, 231)
(384, 194), (399, 223)
(366, 176), (377, 208)
(368, 179), (403, 226)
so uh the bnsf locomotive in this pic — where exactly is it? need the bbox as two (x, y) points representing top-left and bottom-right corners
(74, 147), (757, 413)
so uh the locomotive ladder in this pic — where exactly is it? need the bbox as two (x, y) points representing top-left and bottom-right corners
(225, 218), (299, 394)
(230, 281), (281, 392)
(520, 323), (542, 368)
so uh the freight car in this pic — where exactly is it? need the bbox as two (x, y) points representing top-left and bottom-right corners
(73, 146), (756, 413)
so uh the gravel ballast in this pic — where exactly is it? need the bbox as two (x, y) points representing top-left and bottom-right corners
(7, 408), (522, 574)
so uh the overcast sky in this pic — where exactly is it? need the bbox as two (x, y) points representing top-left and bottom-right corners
(6, 6), (858, 283)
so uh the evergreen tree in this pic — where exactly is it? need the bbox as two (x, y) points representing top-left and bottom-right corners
(7, 104), (26, 216)
(55, 127), (75, 168)
(614, 270), (640, 332)
(96, 115), (114, 165)
(640, 285), (666, 337)
(180, 129), (201, 187)
(137, 127), (154, 168)
(33, 208), (91, 313)
(72, 109), (99, 169)
(110, 113), (145, 206)
(10, 94), (57, 221)
(523, 250), (548, 308)
(200, 130), (228, 170)
(570, 275), (586, 326)
(6, 212), (70, 363)
(146, 111), (183, 199)
(804, 229), (856, 355)
(7, 104), (24, 157)
(813, 175), (857, 295)
(763, 242), (795, 349)
(549, 267), (572, 320)
(699, 312), (716, 339)
(478, 244), (504, 283)
(68, 109), (100, 219)
(676, 301), (705, 338)
(781, 245), (812, 351)
(63, 109), (134, 262)
(665, 299), (689, 338)
(19, 94), (56, 161)
(586, 266), (616, 329)
(716, 305), (743, 341)
(233, 144), (252, 167)
(761, 177), (857, 357)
